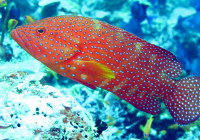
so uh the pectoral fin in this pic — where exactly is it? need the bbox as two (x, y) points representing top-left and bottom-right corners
(73, 60), (115, 79)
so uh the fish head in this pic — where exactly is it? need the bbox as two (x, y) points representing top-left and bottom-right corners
(11, 16), (82, 64)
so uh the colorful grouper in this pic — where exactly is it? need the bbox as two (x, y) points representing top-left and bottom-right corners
(11, 15), (200, 125)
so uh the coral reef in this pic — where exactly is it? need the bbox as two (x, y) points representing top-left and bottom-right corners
(0, 68), (105, 139)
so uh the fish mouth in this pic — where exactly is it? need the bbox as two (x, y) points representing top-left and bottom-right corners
(11, 29), (29, 51)
(11, 29), (26, 48)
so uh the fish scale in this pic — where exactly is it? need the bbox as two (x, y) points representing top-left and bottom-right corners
(11, 15), (200, 125)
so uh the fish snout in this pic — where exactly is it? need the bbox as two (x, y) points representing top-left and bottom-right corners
(11, 29), (18, 41)
(11, 29), (27, 50)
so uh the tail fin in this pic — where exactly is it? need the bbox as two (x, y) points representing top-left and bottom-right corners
(164, 77), (200, 125)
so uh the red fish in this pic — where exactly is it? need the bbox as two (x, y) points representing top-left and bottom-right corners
(11, 15), (200, 125)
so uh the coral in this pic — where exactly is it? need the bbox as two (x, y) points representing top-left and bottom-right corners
(68, 85), (129, 139)
(178, 126), (200, 140)
(0, 67), (106, 139)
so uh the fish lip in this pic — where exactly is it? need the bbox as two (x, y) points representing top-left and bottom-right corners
(11, 29), (28, 50)
(11, 29), (18, 40)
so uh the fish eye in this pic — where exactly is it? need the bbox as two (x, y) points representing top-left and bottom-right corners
(38, 29), (44, 33)
(36, 26), (45, 35)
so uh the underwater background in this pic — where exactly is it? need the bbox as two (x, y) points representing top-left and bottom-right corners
(0, 0), (200, 139)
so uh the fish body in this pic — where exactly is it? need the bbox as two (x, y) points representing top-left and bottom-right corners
(24, 15), (34, 24)
(8, 19), (18, 33)
(11, 15), (200, 125)
(0, 0), (7, 8)
(140, 115), (154, 139)
(131, 1), (148, 22)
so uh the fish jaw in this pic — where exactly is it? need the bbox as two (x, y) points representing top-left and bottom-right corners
(11, 29), (28, 51)
(11, 29), (32, 55)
